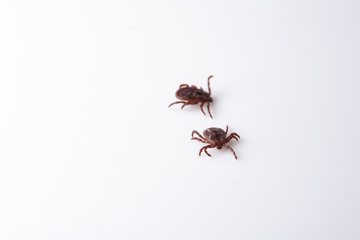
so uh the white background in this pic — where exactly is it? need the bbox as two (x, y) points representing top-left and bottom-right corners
(1, 0), (360, 239)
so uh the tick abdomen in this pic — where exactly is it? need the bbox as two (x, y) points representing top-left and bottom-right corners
(176, 88), (209, 101)
(203, 128), (226, 141)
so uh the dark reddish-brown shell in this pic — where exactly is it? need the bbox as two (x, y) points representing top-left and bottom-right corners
(203, 127), (226, 143)
(176, 88), (212, 102)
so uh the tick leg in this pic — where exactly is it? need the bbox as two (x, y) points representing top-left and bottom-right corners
(181, 101), (197, 109)
(203, 148), (212, 157)
(229, 133), (240, 140)
(207, 102), (213, 119)
(225, 133), (240, 144)
(225, 125), (229, 135)
(192, 130), (205, 140)
(225, 136), (237, 144)
(200, 102), (206, 116)
(207, 75), (213, 96)
(191, 137), (207, 143)
(232, 133), (240, 139)
(199, 145), (214, 157)
(224, 145), (238, 160)
(168, 101), (187, 108)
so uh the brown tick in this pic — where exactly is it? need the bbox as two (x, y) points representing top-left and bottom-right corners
(191, 126), (240, 160)
(169, 75), (214, 118)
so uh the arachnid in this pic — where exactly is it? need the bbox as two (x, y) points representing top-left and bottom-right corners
(191, 126), (240, 160)
(169, 75), (214, 118)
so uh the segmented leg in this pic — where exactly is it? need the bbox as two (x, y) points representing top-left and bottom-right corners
(168, 101), (187, 108)
(199, 145), (215, 157)
(191, 137), (207, 143)
(231, 132), (240, 138)
(225, 136), (237, 144)
(224, 145), (238, 160)
(204, 148), (212, 157)
(200, 102), (206, 116)
(225, 125), (229, 135)
(229, 133), (240, 140)
(225, 134), (240, 144)
(181, 102), (189, 109)
(191, 130), (205, 140)
(207, 102), (213, 118)
(207, 75), (213, 95)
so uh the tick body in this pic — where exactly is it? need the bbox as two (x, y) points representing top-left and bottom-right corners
(169, 75), (214, 118)
(191, 126), (240, 160)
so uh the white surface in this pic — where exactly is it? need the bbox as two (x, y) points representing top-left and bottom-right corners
(1, 0), (360, 239)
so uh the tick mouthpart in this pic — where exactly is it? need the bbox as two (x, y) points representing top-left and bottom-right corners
(216, 145), (222, 150)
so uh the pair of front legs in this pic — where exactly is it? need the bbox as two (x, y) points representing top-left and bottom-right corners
(168, 101), (213, 118)
(191, 127), (240, 160)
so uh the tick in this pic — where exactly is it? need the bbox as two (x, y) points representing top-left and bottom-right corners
(169, 75), (214, 118)
(191, 126), (240, 160)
